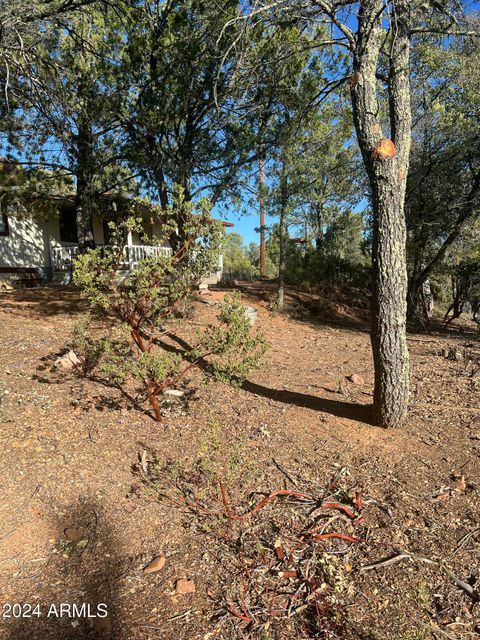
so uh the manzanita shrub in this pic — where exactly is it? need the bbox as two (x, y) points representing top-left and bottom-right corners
(72, 196), (268, 421)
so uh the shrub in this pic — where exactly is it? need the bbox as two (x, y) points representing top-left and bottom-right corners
(72, 197), (268, 421)
(71, 315), (106, 376)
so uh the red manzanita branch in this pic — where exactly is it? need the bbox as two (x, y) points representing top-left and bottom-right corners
(153, 353), (213, 395)
(320, 502), (357, 519)
(354, 492), (364, 510)
(235, 490), (313, 520)
(313, 532), (362, 544)
(226, 602), (253, 623)
(219, 480), (234, 520)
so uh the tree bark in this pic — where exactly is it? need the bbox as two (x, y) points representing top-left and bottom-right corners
(277, 154), (288, 311)
(75, 118), (96, 252)
(259, 144), (267, 278)
(314, 202), (323, 250)
(350, 0), (411, 428)
(169, 110), (195, 253)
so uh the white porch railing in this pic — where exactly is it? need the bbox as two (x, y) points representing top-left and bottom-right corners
(126, 244), (172, 265)
(51, 245), (80, 270)
(51, 244), (172, 271)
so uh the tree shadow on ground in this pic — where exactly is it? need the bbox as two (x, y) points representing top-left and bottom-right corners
(32, 349), (152, 418)
(3, 498), (119, 640)
(242, 379), (373, 424)
(161, 333), (374, 426)
(414, 315), (480, 341)
(0, 286), (88, 318)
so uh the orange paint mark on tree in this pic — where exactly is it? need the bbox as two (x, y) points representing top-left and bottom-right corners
(372, 138), (396, 160)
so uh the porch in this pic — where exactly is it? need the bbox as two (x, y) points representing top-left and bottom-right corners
(50, 243), (173, 272)
(50, 243), (223, 288)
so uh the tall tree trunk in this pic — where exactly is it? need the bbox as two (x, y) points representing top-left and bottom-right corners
(259, 144), (267, 278)
(369, 171), (409, 427)
(314, 202), (323, 250)
(350, 0), (411, 428)
(76, 119), (95, 253)
(146, 135), (169, 210)
(277, 156), (288, 311)
(170, 112), (194, 253)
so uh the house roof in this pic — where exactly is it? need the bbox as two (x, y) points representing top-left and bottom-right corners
(209, 219), (234, 228)
(2, 189), (234, 227)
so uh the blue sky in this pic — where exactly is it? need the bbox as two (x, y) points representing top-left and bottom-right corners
(213, 200), (277, 247)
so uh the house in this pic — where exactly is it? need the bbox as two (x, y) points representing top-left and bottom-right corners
(0, 196), (233, 289)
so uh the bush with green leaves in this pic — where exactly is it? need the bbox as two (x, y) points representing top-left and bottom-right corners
(72, 198), (268, 421)
(71, 315), (107, 376)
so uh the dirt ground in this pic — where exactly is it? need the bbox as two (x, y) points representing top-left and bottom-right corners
(0, 283), (479, 640)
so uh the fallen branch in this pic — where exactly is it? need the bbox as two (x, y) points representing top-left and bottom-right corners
(454, 527), (480, 554)
(237, 490), (313, 520)
(313, 532), (362, 544)
(315, 502), (357, 519)
(359, 553), (479, 602)
(442, 565), (479, 602)
(413, 618), (458, 640)
(358, 553), (414, 572)
(226, 601), (253, 623)
(272, 458), (299, 487)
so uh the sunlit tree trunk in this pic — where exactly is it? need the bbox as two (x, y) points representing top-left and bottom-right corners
(350, 0), (411, 428)
(259, 144), (267, 278)
(277, 154), (288, 310)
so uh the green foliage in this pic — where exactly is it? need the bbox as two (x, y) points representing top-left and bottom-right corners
(71, 315), (106, 376)
(72, 198), (267, 421)
(221, 232), (261, 279)
(122, 0), (254, 211)
(266, 213), (370, 290)
(406, 32), (480, 315)
(193, 291), (269, 384)
(444, 258), (480, 324)
(222, 233), (257, 273)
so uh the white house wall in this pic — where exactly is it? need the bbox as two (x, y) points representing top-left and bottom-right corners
(0, 212), (106, 273)
(0, 210), (224, 285)
(0, 215), (49, 269)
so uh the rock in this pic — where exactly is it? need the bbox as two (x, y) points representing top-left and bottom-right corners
(164, 389), (185, 398)
(245, 306), (257, 325)
(64, 526), (86, 542)
(55, 350), (81, 371)
(347, 374), (364, 385)
(144, 555), (166, 574)
(176, 578), (196, 595)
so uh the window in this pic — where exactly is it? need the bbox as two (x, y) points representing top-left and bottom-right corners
(0, 213), (8, 236)
(59, 206), (78, 243)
